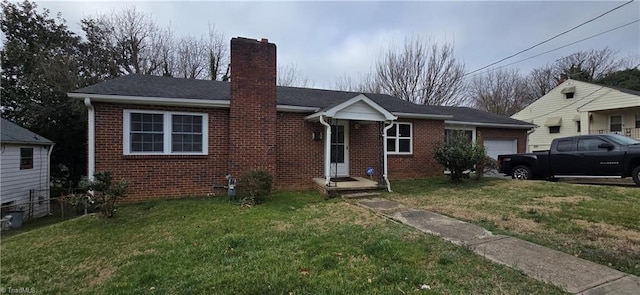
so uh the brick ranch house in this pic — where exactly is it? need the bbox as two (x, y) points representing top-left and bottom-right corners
(68, 37), (533, 201)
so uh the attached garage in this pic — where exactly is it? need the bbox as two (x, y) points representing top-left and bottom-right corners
(484, 139), (517, 159)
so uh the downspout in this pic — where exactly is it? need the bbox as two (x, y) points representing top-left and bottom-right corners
(526, 128), (534, 153)
(46, 143), (54, 215)
(382, 121), (394, 192)
(84, 98), (95, 180)
(319, 115), (332, 186)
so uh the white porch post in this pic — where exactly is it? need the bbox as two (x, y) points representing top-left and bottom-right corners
(382, 121), (394, 192)
(580, 112), (590, 135)
(319, 115), (332, 186)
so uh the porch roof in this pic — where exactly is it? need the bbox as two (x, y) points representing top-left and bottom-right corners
(304, 94), (397, 121)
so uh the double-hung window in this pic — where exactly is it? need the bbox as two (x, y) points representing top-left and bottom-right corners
(20, 148), (34, 170)
(124, 110), (208, 155)
(386, 122), (412, 154)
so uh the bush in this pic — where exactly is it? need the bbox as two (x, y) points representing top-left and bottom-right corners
(433, 131), (486, 182)
(474, 155), (498, 180)
(240, 170), (273, 205)
(75, 171), (129, 218)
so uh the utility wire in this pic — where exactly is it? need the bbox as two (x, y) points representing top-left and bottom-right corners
(465, 0), (635, 77)
(465, 18), (640, 79)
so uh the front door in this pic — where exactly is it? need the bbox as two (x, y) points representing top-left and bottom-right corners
(330, 121), (349, 177)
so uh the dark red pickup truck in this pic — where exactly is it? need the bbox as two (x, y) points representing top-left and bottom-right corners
(497, 134), (640, 186)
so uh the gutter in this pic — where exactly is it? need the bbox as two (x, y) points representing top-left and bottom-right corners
(84, 98), (95, 180)
(445, 120), (537, 129)
(393, 112), (452, 120)
(68, 93), (230, 108)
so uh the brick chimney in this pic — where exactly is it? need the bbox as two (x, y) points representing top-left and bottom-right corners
(229, 37), (277, 179)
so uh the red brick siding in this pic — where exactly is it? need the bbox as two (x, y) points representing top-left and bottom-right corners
(275, 112), (324, 190)
(349, 122), (383, 180)
(229, 38), (277, 179)
(388, 119), (445, 178)
(93, 102), (229, 200)
(476, 127), (528, 154)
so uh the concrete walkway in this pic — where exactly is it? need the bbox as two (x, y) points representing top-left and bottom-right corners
(355, 197), (640, 295)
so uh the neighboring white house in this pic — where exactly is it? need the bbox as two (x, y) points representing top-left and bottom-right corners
(512, 79), (640, 151)
(1, 118), (54, 220)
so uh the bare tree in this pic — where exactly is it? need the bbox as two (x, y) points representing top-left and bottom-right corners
(554, 48), (626, 82)
(174, 35), (208, 79)
(523, 64), (557, 103)
(96, 6), (170, 75)
(157, 26), (175, 77)
(375, 36), (466, 105)
(470, 68), (529, 116)
(277, 63), (310, 87)
(205, 23), (228, 80)
(334, 72), (382, 93)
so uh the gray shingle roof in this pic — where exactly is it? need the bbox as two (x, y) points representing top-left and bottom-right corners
(72, 74), (533, 127)
(1, 118), (54, 145)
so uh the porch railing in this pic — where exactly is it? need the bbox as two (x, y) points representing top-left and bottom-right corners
(590, 128), (640, 139)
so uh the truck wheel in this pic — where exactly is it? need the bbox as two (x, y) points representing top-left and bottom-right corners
(512, 165), (532, 180)
(633, 166), (640, 186)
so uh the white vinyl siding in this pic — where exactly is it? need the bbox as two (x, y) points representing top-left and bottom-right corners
(511, 80), (640, 151)
(0, 144), (51, 219)
(123, 110), (208, 155)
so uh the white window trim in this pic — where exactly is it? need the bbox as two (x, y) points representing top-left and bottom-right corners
(609, 114), (623, 132)
(445, 126), (477, 143)
(387, 122), (413, 155)
(123, 110), (208, 155)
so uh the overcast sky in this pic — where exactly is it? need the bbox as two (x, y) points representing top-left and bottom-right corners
(35, 1), (640, 89)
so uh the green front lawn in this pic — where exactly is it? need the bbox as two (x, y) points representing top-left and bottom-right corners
(0, 191), (563, 294)
(390, 177), (640, 276)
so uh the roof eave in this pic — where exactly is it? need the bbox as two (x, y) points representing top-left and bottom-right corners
(68, 93), (231, 108)
(445, 120), (536, 129)
(277, 105), (320, 113)
(394, 112), (452, 120)
(0, 140), (54, 145)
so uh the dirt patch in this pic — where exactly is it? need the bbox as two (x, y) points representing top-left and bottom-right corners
(537, 195), (593, 204)
(428, 205), (543, 234)
(495, 216), (542, 233)
(88, 266), (116, 287)
(301, 202), (385, 231)
(574, 220), (640, 242)
(270, 220), (294, 231)
(76, 257), (118, 288)
(519, 204), (561, 213)
(131, 248), (157, 256)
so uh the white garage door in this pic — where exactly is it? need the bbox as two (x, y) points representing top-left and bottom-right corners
(484, 139), (517, 159)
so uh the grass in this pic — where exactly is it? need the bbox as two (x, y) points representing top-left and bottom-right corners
(390, 177), (640, 276)
(0, 191), (564, 294)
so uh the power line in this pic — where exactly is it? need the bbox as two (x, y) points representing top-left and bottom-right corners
(465, 18), (640, 79)
(465, 0), (635, 77)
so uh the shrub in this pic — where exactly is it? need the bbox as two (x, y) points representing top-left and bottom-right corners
(240, 170), (273, 205)
(76, 171), (129, 218)
(433, 131), (486, 182)
(474, 155), (498, 180)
